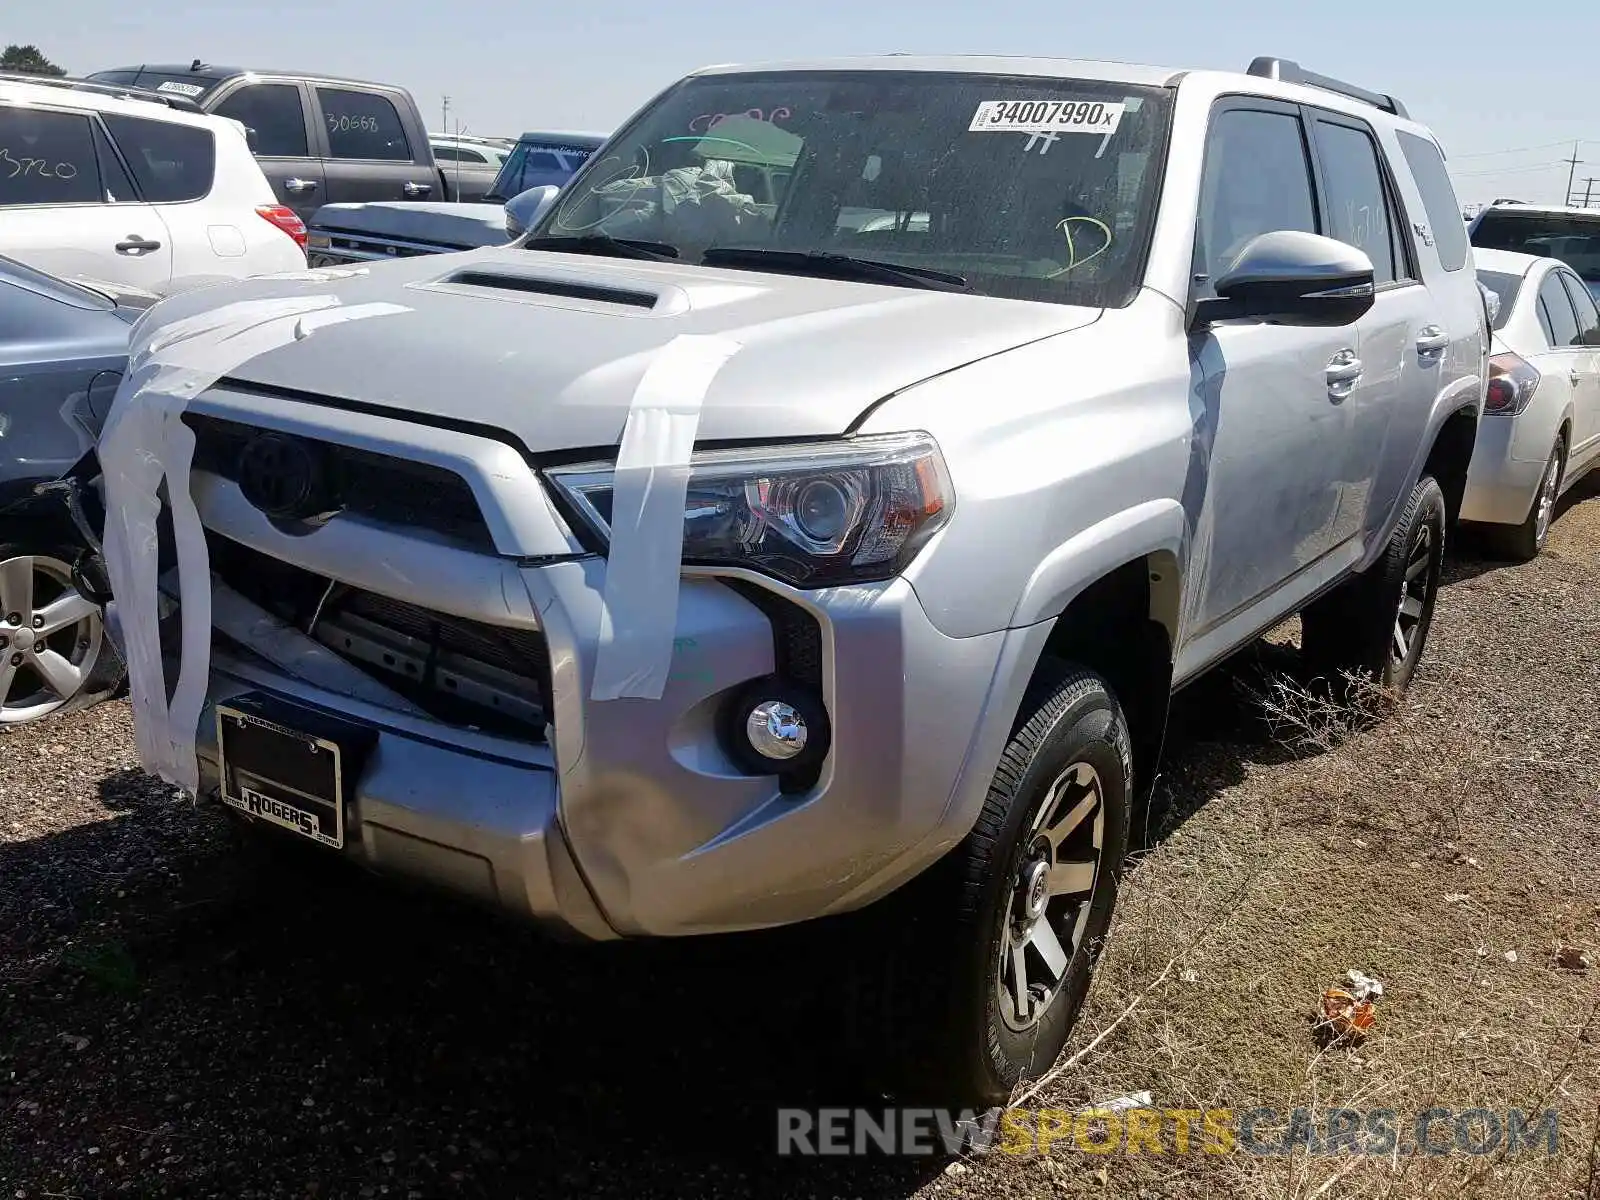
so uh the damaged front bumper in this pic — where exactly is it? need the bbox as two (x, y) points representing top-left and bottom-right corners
(157, 386), (1005, 940)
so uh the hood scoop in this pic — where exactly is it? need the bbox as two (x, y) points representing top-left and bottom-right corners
(424, 264), (669, 314)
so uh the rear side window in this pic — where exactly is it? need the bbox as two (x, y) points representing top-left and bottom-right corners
(213, 84), (309, 157)
(316, 89), (411, 161)
(1560, 272), (1600, 346)
(1477, 270), (1522, 330)
(0, 107), (104, 205)
(1537, 272), (1581, 348)
(92, 124), (138, 202)
(100, 115), (215, 202)
(1313, 119), (1402, 285)
(1196, 108), (1318, 285)
(1396, 131), (1469, 272)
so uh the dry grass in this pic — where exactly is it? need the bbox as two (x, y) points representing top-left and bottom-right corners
(967, 490), (1600, 1200)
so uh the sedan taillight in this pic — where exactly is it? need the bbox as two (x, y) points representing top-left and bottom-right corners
(1484, 351), (1540, 415)
(256, 204), (308, 252)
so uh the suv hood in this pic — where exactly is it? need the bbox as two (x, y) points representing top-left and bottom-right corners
(147, 246), (1101, 452)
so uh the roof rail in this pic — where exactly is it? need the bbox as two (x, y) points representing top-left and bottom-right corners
(0, 71), (206, 114)
(1246, 57), (1409, 120)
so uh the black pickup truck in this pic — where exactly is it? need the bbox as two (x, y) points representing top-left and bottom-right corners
(86, 61), (473, 221)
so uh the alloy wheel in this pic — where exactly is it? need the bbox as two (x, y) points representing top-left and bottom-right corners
(995, 761), (1105, 1032)
(0, 554), (104, 725)
(1534, 450), (1562, 547)
(1391, 524), (1433, 668)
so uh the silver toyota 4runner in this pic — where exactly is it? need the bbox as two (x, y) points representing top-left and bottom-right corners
(115, 54), (1485, 1104)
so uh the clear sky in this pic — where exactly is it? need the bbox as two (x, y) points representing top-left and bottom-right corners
(15, 0), (1598, 206)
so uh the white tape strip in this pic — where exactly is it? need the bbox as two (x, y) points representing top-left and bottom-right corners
(590, 334), (741, 702)
(99, 296), (407, 793)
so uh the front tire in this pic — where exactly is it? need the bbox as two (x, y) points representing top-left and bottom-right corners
(869, 664), (1132, 1106)
(1302, 474), (1447, 696)
(0, 542), (117, 727)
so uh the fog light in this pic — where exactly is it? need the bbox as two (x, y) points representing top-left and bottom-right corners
(746, 700), (807, 761)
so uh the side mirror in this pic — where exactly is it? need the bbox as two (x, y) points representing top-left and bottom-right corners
(1194, 231), (1375, 328)
(503, 184), (561, 240)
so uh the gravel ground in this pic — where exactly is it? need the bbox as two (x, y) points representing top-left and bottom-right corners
(3, 482), (1599, 1199)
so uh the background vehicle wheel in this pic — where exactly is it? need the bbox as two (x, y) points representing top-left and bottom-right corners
(0, 544), (117, 727)
(860, 663), (1131, 1106)
(1490, 437), (1564, 562)
(1301, 474), (1447, 696)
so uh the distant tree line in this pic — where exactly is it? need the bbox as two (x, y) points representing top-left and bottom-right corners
(1, 44), (67, 76)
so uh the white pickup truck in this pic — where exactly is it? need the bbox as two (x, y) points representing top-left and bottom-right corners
(304, 131), (606, 265)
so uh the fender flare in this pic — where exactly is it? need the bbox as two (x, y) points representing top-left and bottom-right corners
(1365, 374), (1483, 571)
(1008, 498), (1187, 642)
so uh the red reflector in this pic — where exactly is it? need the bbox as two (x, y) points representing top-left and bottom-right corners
(256, 204), (308, 251)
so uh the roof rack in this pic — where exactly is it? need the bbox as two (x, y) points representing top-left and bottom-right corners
(0, 71), (206, 114)
(1246, 57), (1408, 120)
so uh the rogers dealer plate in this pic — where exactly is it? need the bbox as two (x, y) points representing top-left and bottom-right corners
(217, 705), (345, 849)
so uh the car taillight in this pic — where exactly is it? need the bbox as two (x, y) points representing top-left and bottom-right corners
(256, 204), (308, 252)
(1484, 351), (1540, 415)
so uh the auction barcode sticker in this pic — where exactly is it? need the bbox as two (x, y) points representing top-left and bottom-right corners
(969, 99), (1125, 136)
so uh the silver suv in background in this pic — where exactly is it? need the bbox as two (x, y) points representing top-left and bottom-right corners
(108, 54), (1486, 1105)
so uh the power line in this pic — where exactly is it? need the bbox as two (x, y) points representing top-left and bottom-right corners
(1453, 161), (1568, 178)
(1452, 139), (1580, 159)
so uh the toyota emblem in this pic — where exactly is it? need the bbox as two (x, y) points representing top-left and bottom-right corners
(236, 433), (335, 521)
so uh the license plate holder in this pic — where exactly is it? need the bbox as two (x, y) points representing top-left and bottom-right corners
(216, 696), (375, 850)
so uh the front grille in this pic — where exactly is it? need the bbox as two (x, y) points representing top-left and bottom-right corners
(186, 414), (496, 552)
(208, 533), (550, 741)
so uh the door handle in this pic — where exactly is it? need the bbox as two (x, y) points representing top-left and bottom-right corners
(114, 235), (162, 255)
(403, 181), (432, 197)
(1325, 349), (1364, 398)
(1415, 326), (1451, 355)
(284, 178), (318, 194)
(1571, 369), (1583, 387)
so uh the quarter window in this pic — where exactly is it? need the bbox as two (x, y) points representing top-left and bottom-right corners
(1538, 272), (1581, 348)
(100, 115), (216, 202)
(1396, 131), (1469, 272)
(1197, 108), (1318, 285)
(213, 84), (309, 157)
(1314, 120), (1401, 285)
(316, 89), (411, 161)
(0, 108), (104, 206)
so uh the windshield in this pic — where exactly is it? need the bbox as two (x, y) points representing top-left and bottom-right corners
(489, 139), (601, 200)
(1471, 211), (1600, 294)
(536, 70), (1172, 307)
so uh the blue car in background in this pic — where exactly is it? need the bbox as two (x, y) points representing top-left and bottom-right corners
(0, 255), (150, 726)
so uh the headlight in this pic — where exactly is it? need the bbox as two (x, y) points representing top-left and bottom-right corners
(546, 432), (953, 587)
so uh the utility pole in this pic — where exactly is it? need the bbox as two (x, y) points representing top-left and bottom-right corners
(1582, 178), (1598, 209)
(1563, 140), (1583, 206)
(441, 95), (450, 138)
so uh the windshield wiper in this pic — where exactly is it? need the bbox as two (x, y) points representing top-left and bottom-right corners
(701, 247), (968, 292)
(523, 234), (680, 262)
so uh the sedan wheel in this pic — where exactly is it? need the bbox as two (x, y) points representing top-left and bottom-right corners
(0, 553), (104, 725)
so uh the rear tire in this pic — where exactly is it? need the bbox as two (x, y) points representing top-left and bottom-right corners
(856, 663), (1132, 1106)
(1301, 474), (1447, 697)
(1489, 437), (1564, 562)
